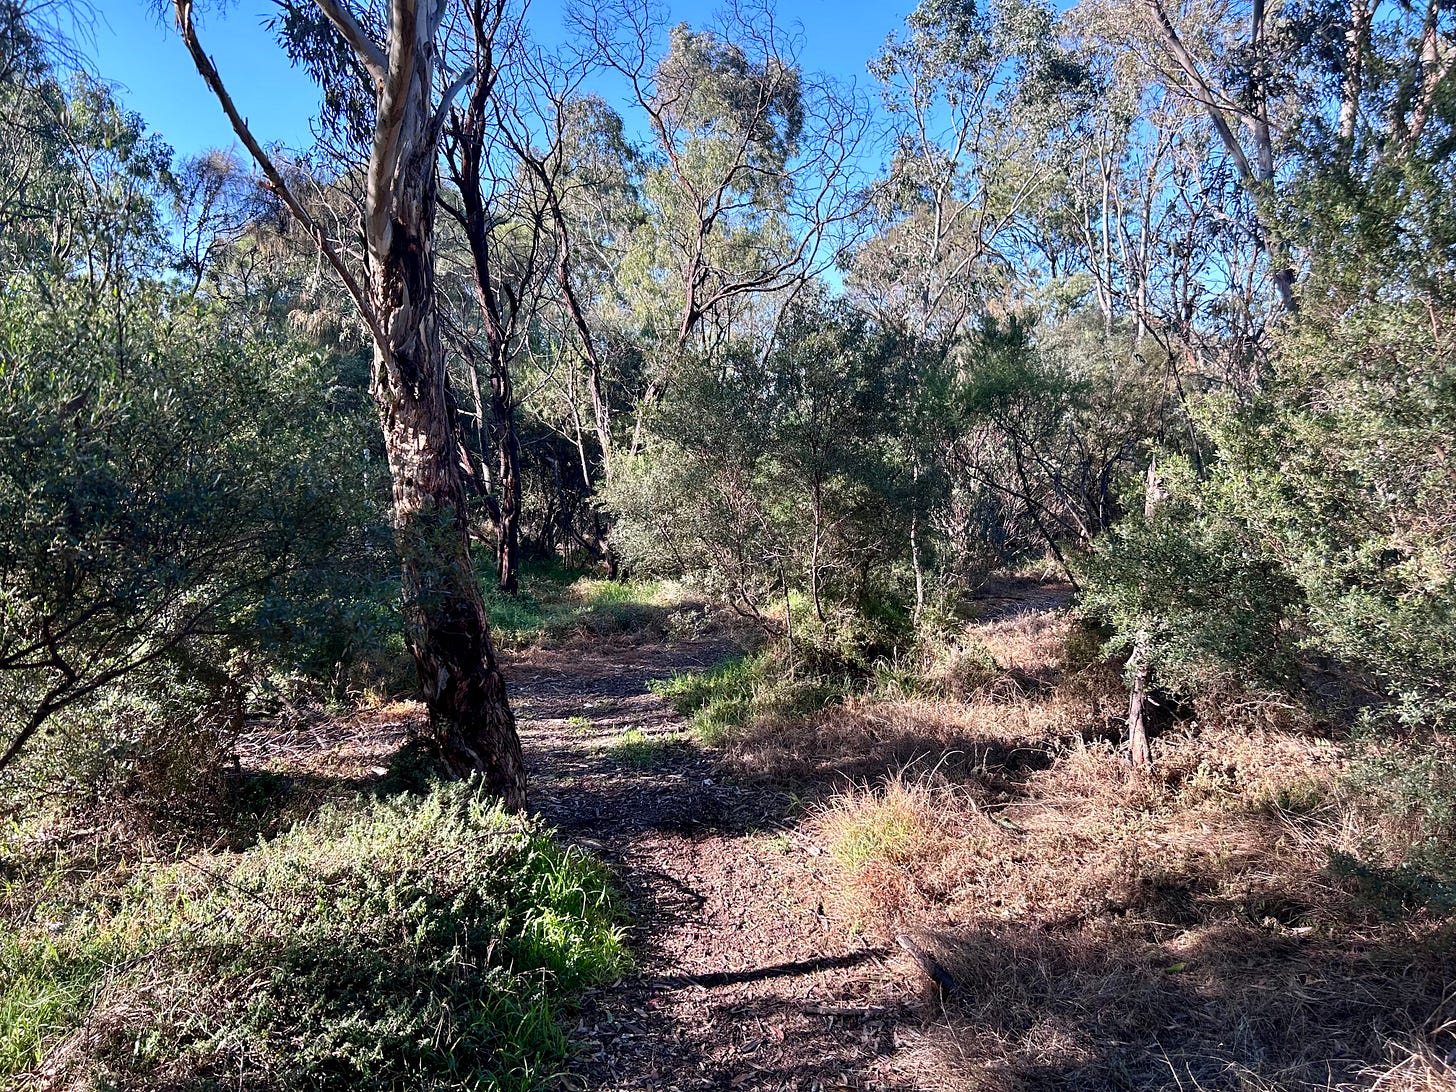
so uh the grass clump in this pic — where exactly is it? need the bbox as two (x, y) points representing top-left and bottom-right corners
(480, 562), (685, 646)
(607, 728), (678, 768)
(1, 782), (628, 1091)
(650, 649), (844, 746)
(821, 780), (937, 870)
(651, 654), (762, 744)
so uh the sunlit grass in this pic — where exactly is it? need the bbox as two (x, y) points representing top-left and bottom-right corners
(607, 728), (680, 768)
(0, 783), (629, 1090)
(479, 561), (679, 646)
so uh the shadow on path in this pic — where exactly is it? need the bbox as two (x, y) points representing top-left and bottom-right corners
(509, 638), (920, 1091)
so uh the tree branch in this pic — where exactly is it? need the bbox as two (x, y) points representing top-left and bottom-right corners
(173, 0), (382, 343)
(312, 0), (388, 85)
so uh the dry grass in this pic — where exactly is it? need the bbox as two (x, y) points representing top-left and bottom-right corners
(723, 590), (1456, 1091)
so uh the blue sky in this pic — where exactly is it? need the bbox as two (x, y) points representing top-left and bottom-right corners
(86, 0), (916, 157)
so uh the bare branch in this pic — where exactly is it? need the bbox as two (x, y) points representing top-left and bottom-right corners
(173, 0), (381, 342)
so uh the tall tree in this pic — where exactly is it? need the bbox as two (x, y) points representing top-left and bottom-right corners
(579, 0), (871, 445)
(174, 0), (527, 807)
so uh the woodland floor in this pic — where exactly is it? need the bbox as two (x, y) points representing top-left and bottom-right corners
(233, 583), (1456, 1092)
(510, 639), (925, 1092)
(508, 582), (1092, 1090)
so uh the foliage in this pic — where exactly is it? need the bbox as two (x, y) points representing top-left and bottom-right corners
(0, 51), (394, 787)
(607, 301), (920, 618)
(952, 315), (1169, 571)
(0, 273), (392, 776)
(1345, 734), (1456, 881)
(1075, 456), (1301, 696)
(0, 782), (629, 1089)
(1209, 295), (1456, 730)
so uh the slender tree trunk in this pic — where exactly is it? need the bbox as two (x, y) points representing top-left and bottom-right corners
(492, 378), (522, 595)
(1125, 462), (1164, 769)
(910, 460), (926, 623)
(1339, 0), (1371, 144)
(1125, 639), (1153, 768)
(810, 474), (826, 623)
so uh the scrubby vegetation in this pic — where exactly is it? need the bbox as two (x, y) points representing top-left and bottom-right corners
(3, 0), (1454, 1084)
(1, 783), (627, 1090)
(714, 591), (1456, 1089)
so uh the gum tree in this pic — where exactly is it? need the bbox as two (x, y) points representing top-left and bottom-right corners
(174, 0), (527, 806)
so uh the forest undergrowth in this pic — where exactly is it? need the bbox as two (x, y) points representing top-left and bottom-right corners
(0, 565), (678, 1091)
(3, 561), (1453, 1091)
(658, 579), (1456, 1091)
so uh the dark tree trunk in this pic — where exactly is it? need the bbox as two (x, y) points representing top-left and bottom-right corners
(363, 4), (524, 808)
(443, 22), (526, 599)
(492, 379), (522, 595)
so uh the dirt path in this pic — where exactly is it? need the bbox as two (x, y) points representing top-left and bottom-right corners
(506, 640), (928, 1092)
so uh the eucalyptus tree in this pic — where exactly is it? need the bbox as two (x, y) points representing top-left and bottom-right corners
(174, 0), (526, 806)
(577, 0), (872, 448)
(851, 0), (1083, 346)
(1068, 0), (1303, 314)
(512, 81), (642, 494)
(436, 0), (555, 595)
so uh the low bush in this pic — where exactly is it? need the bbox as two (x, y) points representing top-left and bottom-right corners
(1345, 732), (1456, 880)
(0, 782), (629, 1091)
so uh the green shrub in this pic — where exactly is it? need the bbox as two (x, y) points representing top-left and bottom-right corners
(1346, 734), (1456, 879)
(1075, 456), (1301, 698)
(0, 783), (629, 1090)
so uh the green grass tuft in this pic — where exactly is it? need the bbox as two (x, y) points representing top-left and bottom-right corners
(479, 562), (675, 646)
(650, 651), (842, 746)
(607, 728), (678, 768)
(650, 655), (761, 744)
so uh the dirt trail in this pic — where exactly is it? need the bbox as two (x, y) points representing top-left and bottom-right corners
(506, 640), (927, 1092)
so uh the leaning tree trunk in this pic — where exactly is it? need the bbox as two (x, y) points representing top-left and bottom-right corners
(364, 4), (525, 808)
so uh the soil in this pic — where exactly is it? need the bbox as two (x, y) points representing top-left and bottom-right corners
(505, 638), (933, 1092)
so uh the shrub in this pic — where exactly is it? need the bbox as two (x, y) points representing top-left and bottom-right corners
(0, 783), (629, 1090)
(1345, 734), (1456, 879)
(1075, 456), (1302, 699)
(0, 272), (393, 787)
